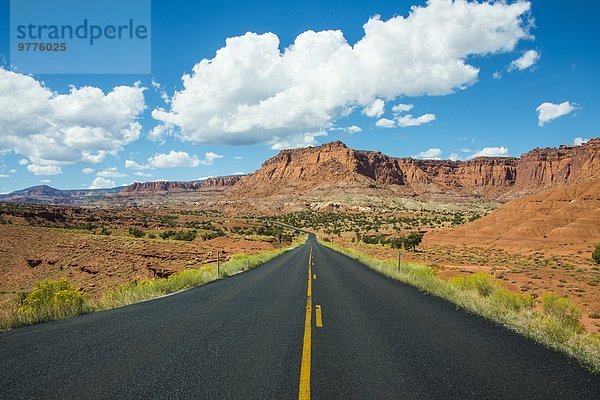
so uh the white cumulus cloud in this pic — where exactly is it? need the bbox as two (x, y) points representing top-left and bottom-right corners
(414, 148), (442, 160)
(126, 151), (225, 170)
(125, 160), (151, 170)
(536, 101), (577, 126)
(363, 99), (385, 118)
(151, 0), (532, 149)
(509, 49), (540, 71)
(375, 118), (396, 128)
(391, 103), (414, 114)
(573, 137), (589, 146)
(0, 68), (146, 167)
(346, 125), (362, 134)
(27, 164), (62, 175)
(396, 113), (436, 127)
(134, 171), (153, 177)
(82, 168), (95, 174)
(469, 146), (510, 158)
(89, 177), (115, 189)
(147, 151), (203, 168)
(97, 167), (127, 178)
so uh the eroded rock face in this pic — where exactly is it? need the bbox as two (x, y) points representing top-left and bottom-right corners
(515, 138), (600, 187)
(121, 176), (243, 194)
(230, 139), (599, 200)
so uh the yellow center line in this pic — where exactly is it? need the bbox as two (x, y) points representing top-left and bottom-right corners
(315, 305), (323, 328)
(299, 246), (313, 400)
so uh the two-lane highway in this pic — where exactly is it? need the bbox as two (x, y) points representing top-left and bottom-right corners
(1, 235), (599, 399)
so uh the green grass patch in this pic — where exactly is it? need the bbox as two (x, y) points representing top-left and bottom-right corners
(320, 240), (600, 373)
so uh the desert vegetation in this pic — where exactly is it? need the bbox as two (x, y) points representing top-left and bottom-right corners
(0, 236), (305, 331)
(593, 244), (600, 264)
(0, 203), (304, 328)
(320, 240), (600, 372)
(261, 210), (481, 243)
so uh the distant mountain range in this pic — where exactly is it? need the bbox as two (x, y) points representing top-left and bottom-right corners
(1, 138), (598, 207)
(0, 185), (125, 205)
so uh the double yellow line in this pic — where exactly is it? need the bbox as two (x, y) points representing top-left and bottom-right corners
(299, 245), (323, 400)
(299, 246), (313, 400)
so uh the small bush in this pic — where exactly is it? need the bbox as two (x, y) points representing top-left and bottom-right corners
(160, 229), (197, 241)
(128, 227), (145, 238)
(200, 230), (224, 241)
(593, 244), (600, 264)
(173, 230), (197, 241)
(541, 292), (582, 329)
(18, 278), (88, 323)
(491, 289), (534, 312)
(159, 230), (175, 239)
(99, 226), (111, 236)
(450, 272), (498, 297)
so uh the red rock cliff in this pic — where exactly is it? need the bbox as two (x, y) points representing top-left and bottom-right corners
(230, 139), (599, 200)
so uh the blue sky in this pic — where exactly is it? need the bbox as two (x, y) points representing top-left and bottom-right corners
(0, 0), (599, 192)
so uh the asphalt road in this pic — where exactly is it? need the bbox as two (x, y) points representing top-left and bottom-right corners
(1, 235), (598, 399)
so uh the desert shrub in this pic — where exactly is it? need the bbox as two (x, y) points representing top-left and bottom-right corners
(172, 230), (197, 241)
(18, 278), (88, 322)
(389, 237), (404, 249)
(200, 230), (224, 241)
(77, 222), (97, 231)
(541, 292), (582, 329)
(99, 226), (111, 235)
(148, 233), (157, 239)
(450, 272), (498, 297)
(128, 227), (145, 238)
(159, 230), (175, 239)
(404, 232), (423, 251)
(161, 229), (198, 241)
(593, 244), (600, 264)
(491, 289), (534, 312)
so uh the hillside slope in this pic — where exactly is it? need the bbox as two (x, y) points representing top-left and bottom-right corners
(425, 177), (600, 247)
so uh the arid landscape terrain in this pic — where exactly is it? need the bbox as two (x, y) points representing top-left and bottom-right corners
(1, 138), (599, 333)
(3, 1), (600, 396)
(0, 203), (298, 307)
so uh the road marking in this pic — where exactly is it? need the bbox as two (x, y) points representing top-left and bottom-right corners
(299, 246), (313, 400)
(315, 305), (323, 328)
(313, 274), (317, 280)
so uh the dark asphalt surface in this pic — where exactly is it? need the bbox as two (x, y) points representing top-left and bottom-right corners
(1, 234), (599, 399)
